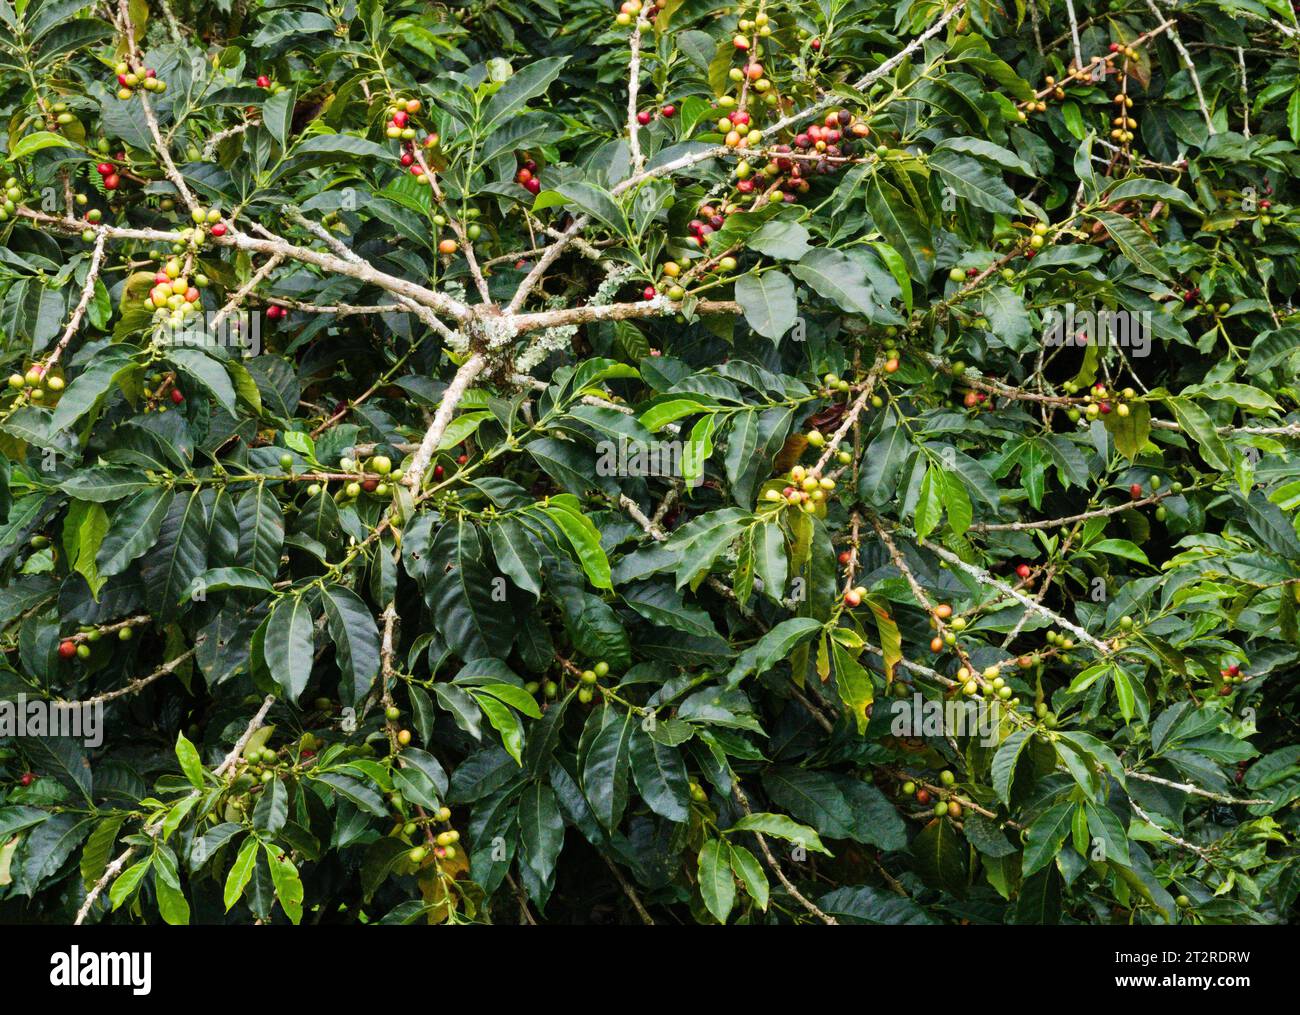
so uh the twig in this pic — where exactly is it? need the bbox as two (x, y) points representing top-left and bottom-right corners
(600, 854), (655, 925)
(732, 782), (837, 925)
(46, 232), (107, 367)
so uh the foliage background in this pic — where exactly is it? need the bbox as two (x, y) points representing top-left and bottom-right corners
(0, 0), (1298, 925)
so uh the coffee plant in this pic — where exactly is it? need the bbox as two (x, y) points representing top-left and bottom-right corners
(0, 0), (1298, 927)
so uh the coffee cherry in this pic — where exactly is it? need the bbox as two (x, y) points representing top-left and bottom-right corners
(901, 781), (916, 795)
(939, 770), (955, 786)
(59, 639), (77, 659)
(1130, 482), (1143, 499)
(279, 453), (293, 470)
(19, 772), (35, 787)
(915, 788), (931, 804)
(438, 238), (457, 255)
(396, 729), (412, 746)
(844, 589), (862, 607)
(385, 705), (401, 721)
(119, 626), (134, 642)
(170, 388), (184, 404)
(1015, 563), (1031, 579)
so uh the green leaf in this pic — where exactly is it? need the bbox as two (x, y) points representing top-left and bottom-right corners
(7, 130), (78, 160)
(697, 838), (736, 923)
(748, 219), (811, 260)
(829, 638), (874, 734)
(140, 491), (208, 621)
(1022, 800), (1074, 876)
(321, 586), (381, 707)
(263, 843), (304, 924)
(223, 836), (259, 911)
(1094, 211), (1170, 279)
(629, 725), (690, 822)
(992, 730), (1033, 804)
(734, 270), (797, 342)
(543, 503), (613, 590)
(913, 465), (942, 541)
(910, 818), (967, 897)
(1165, 396), (1230, 470)
(582, 711), (634, 829)
(483, 56), (569, 128)
(728, 843), (769, 910)
(930, 149), (1019, 214)
(475, 694), (524, 764)
(263, 595), (316, 702)
(175, 732), (205, 789)
(724, 617), (823, 686)
(727, 813), (831, 855)
(518, 782), (565, 889)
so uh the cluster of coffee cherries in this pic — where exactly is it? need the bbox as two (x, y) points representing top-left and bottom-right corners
(653, 253), (737, 300)
(1156, 282), (1236, 318)
(635, 103), (675, 126)
(254, 73), (288, 95)
(7, 362), (63, 402)
(383, 97), (438, 184)
(1218, 660), (1249, 694)
(900, 772), (964, 818)
(1110, 105), (1139, 144)
(144, 257), (206, 326)
(515, 156), (542, 196)
(404, 806), (459, 864)
(806, 427), (852, 464)
(57, 623), (133, 662)
(715, 108), (761, 150)
(314, 453), (398, 502)
(93, 158), (123, 192)
(1110, 89), (1137, 143)
(764, 463), (837, 514)
(1062, 381), (1139, 423)
(576, 660), (610, 705)
(960, 386), (993, 412)
(748, 109), (869, 203)
(0, 176), (22, 222)
(385, 97), (423, 142)
(1042, 630), (1077, 665)
(927, 603), (960, 653)
(613, 0), (657, 26)
(191, 204), (229, 237)
(955, 663), (1021, 703)
(114, 61), (166, 101)
(684, 202), (731, 249)
(138, 371), (186, 412)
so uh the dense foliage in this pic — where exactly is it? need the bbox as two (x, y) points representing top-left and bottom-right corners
(0, 0), (1299, 927)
